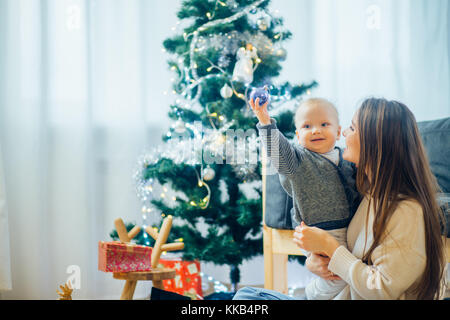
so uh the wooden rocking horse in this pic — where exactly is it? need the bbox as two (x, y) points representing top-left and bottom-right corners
(113, 215), (184, 300)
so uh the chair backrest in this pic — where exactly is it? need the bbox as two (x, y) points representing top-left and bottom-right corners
(417, 118), (450, 194)
(264, 172), (293, 230)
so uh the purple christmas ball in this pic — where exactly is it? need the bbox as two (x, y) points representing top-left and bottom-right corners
(250, 87), (270, 106)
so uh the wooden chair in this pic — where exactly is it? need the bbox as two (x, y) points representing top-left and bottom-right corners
(113, 215), (184, 300)
(262, 156), (450, 295)
(262, 156), (304, 294)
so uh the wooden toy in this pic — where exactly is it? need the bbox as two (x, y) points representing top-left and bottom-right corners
(112, 216), (185, 300)
(57, 282), (73, 300)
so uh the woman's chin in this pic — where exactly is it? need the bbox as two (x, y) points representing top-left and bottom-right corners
(342, 149), (358, 165)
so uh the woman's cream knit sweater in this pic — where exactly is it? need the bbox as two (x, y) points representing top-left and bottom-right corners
(309, 196), (444, 300)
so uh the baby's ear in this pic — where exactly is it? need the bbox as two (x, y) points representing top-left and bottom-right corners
(336, 125), (342, 140)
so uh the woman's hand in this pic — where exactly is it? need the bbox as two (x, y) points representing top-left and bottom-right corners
(305, 253), (342, 281)
(293, 222), (340, 258)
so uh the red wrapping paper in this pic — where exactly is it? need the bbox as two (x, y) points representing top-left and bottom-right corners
(158, 258), (202, 299)
(98, 241), (152, 273)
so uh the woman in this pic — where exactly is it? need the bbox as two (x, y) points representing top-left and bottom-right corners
(234, 98), (447, 300)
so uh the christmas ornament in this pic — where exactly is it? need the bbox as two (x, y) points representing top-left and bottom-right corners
(203, 166), (216, 181)
(233, 162), (259, 181)
(57, 282), (73, 300)
(276, 47), (287, 61)
(232, 44), (258, 85)
(174, 119), (187, 134)
(250, 85), (270, 105)
(257, 17), (269, 31)
(220, 84), (233, 99)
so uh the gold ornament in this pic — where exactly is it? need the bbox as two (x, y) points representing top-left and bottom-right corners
(57, 282), (73, 300)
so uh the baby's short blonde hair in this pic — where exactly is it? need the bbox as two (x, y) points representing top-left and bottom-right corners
(294, 98), (339, 128)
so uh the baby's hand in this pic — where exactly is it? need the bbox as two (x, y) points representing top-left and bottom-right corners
(249, 97), (271, 125)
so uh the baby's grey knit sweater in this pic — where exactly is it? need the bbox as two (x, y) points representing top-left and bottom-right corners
(257, 119), (360, 230)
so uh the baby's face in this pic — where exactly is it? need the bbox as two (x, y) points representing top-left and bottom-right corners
(295, 103), (341, 154)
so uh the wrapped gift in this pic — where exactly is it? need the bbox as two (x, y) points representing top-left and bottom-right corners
(158, 258), (202, 300)
(98, 241), (152, 273)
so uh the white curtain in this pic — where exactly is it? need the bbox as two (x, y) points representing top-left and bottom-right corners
(0, 0), (178, 299)
(0, 0), (12, 295)
(277, 0), (450, 131)
(0, 145), (12, 292)
(0, 0), (449, 299)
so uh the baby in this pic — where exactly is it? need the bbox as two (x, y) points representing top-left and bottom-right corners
(250, 96), (360, 300)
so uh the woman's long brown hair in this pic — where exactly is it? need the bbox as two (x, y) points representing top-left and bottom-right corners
(356, 98), (446, 300)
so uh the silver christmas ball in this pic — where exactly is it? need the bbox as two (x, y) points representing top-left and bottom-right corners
(203, 166), (216, 181)
(174, 119), (186, 134)
(276, 48), (287, 61)
(220, 84), (233, 99)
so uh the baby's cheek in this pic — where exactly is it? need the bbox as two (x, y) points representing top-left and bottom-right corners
(297, 133), (306, 145)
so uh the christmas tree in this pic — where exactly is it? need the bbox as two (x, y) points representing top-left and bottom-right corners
(134, 0), (317, 290)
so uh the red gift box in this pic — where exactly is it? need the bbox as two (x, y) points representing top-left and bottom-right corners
(158, 258), (202, 300)
(98, 241), (152, 273)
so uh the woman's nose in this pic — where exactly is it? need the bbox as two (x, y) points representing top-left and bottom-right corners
(342, 128), (348, 137)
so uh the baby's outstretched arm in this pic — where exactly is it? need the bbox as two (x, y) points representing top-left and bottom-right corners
(249, 97), (271, 125)
(251, 98), (303, 176)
